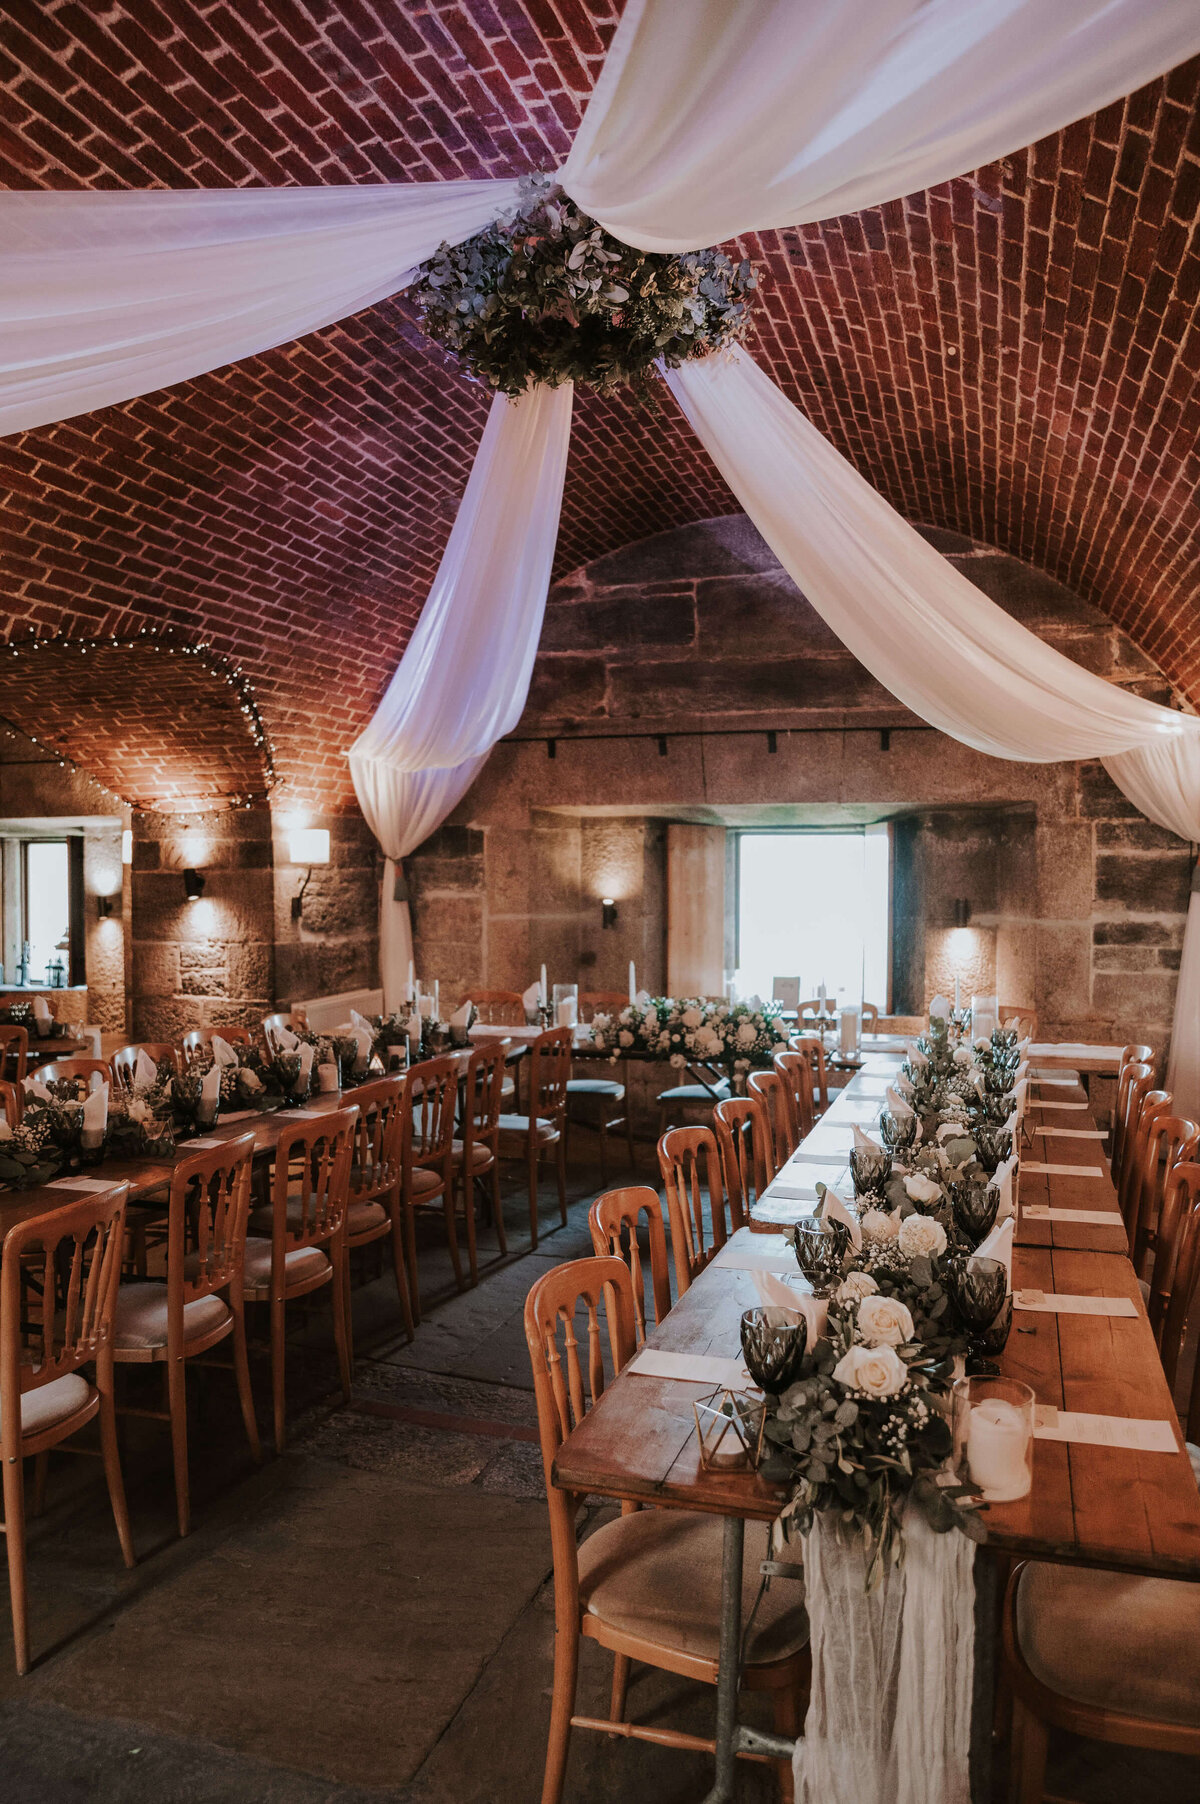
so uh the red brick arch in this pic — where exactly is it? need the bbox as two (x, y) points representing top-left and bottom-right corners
(0, 5), (1197, 812)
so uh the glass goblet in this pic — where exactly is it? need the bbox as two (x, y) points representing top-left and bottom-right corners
(740, 1307), (808, 1394)
(879, 1109), (917, 1155)
(849, 1145), (893, 1199)
(972, 1125), (1012, 1175)
(948, 1256), (1010, 1375)
(949, 1179), (999, 1248)
(789, 1221), (852, 1297)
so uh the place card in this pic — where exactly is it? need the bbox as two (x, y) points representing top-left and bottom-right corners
(275, 1108), (322, 1119)
(714, 1237), (798, 1274)
(1015, 1290), (1137, 1317)
(629, 1349), (749, 1387)
(764, 1181), (853, 1204)
(1034, 1407), (1177, 1453)
(47, 1176), (119, 1191)
(1021, 1204), (1124, 1226)
(1033, 1126), (1106, 1140)
(1019, 1161), (1105, 1179)
(186, 1138), (222, 1149)
(1029, 1100), (1088, 1112)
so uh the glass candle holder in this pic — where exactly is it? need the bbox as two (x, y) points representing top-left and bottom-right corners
(693, 1387), (766, 1471)
(953, 1374), (1034, 1502)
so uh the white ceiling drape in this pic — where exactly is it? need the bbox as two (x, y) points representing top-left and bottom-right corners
(561, 0), (1200, 251)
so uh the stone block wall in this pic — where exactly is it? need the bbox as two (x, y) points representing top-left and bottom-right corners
(272, 811), (380, 1008)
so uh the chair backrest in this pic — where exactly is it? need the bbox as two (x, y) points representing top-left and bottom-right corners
(346, 1076), (406, 1199)
(167, 1134), (257, 1319)
(36, 1058), (111, 1087)
(530, 1027), (573, 1124)
(774, 1049), (815, 1142)
(462, 1040), (508, 1158)
(0, 1026), (29, 1082)
(111, 1043), (180, 1089)
(472, 990), (526, 1026)
(1149, 1161), (1200, 1345)
(524, 1256), (636, 1511)
(1, 1184), (130, 1462)
(747, 1067), (794, 1171)
(657, 1124), (732, 1296)
(1131, 1111), (1200, 1269)
(1000, 1005), (1038, 1038)
(269, 1107), (357, 1251)
(1159, 1163), (1200, 1447)
(788, 1035), (829, 1110)
(180, 1026), (253, 1068)
(578, 992), (628, 1021)
(713, 1095), (770, 1222)
(0, 1080), (20, 1129)
(406, 1056), (459, 1168)
(861, 1002), (880, 1033)
(1112, 1045), (1155, 1180)
(588, 1186), (671, 1341)
(1117, 1087), (1171, 1231)
(262, 1012), (303, 1054)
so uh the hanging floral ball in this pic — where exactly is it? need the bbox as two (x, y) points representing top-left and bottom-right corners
(410, 174), (757, 399)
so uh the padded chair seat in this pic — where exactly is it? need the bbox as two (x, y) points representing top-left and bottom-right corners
(451, 1139), (493, 1171)
(408, 1165), (445, 1197)
(578, 1508), (807, 1667)
(1015, 1560), (1200, 1727)
(566, 1079), (625, 1100)
(346, 1199), (388, 1236)
(114, 1282), (230, 1352)
(5, 1371), (92, 1438)
(497, 1114), (558, 1143)
(249, 1199), (341, 1238)
(656, 1081), (731, 1105)
(241, 1236), (330, 1295)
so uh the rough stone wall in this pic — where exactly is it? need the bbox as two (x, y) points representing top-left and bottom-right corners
(273, 812), (380, 1008)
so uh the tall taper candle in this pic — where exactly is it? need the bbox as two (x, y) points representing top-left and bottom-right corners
(628, 960), (637, 1004)
(407, 959), (415, 1003)
(540, 963), (548, 1008)
(433, 980), (440, 1022)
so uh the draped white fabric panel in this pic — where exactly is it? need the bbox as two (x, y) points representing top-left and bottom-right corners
(0, 181), (516, 436)
(668, 347), (1200, 1113)
(349, 381), (574, 1008)
(562, 0), (1200, 253)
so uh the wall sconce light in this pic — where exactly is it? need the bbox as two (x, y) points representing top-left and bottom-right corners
(96, 894), (116, 920)
(953, 897), (972, 928)
(121, 827), (133, 866)
(601, 897), (618, 930)
(289, 827), (330, 920)
(183, 868), (206, 903)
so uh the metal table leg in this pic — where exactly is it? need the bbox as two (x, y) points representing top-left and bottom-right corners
(701, 1517), (799, 1802)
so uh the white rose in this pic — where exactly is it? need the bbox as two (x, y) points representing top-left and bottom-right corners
(832, 1342), (907, 1398)
(239, 1069), (263, 1095)
(736, 1022), (757, 1049)
(856, 1293), (915, 1348)
(898, 1213), (948, 1258)
(836, 1270), (879, 1305)
(669, 1052), (686, 1068)
(681, 1006), (702, 1029)
(953, 1044), (972, 1066)
(903, 1173), (942, 1207)
(127, 1097), (152, 1125)
(859, 1207), (900, 1246)
(695, 1027), (722, 1056)
(618, 1030), (634, 1048)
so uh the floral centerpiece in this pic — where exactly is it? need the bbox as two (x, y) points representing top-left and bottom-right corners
(0, 1071), (175, 1189)
(410, 174), (756, 399)
(588, 996), (788, 1078)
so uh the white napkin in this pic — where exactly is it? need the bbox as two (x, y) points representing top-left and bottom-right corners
(31, 996), (52, 1027)
(1013, 1076), (1028, 1120)
(275, 1024), (300, 1052)
(1002, 1107), (1019, 1140)
(635, 989), (652, 1009)
(973, 1215), (1013, 1281)
(82, 1082), (108, 1136)
(893, 1073), (915, 1101)
(992, 1154), (1017, 1223)
(134, 1049), (158, 1092)
(851, 1123), (884, 1155)
(752, 1270), (830, 1342)
(350, 1008), (375, 1039)
(929, 994), (951, 1020)
(211, 1034), (239, 1067)
(885, 1085), (915, 1120)
(556, 996), (577, 1028)
(22, 1077), (51, 1102)
(817, 1184), (863, 1250)
(201, 1064), (221, 1107)
(904, 1043), (928, 1071)
(353, 1028), (372, 1068)
(450, 1001), (472, 1029)
(521, 980), (541, 1015)
(298, 1042), (315, 1083)
(89, 1070), (105, 1092)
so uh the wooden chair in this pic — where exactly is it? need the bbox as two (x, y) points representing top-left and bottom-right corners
(339, 1075), (414, 1334)
(588, 1186), (671, 1343)
(713, 1095), (772, 1222)
(405, 1056), (463, 1317)
(775, 1049), (815, 1143)
(1, 1183), (135, 1675)
(180, 1026), (254, 1067)
(1112, 1044), (1155, 1184)
(453, 1040), (509, 1269)
(262, 1011), (305, 1054)
(861, 1002), (880, 1033)
(0, 1026), (28, 1083)
(244, 1107), (356, 1451)
(655, 1070), (731, 1138)
(498, 1028), (571, 1250)
(1148, 1161), (1200, 1345)
(657, 1125), (736, 1297)
(35, 1059), (111, 1087)
(525, 1256), (808, 1804)
(0, 1080), (21, 1128)
(111, 1042), (181, 1088)
(789, 1035), (830, 1113)
(472, 990), (526, 1026)
(113, 1134), (260, 1537)
(578, 991), (629, 1018)
(748, 1067), (794, 1171)
(1002, 1203), (1200, 1799)
(1114, 1060), (1156, 1188)
(999, 1005), (1038, 1038)
(1117, 1085), (1170, 1235)
(1129, 1111), (1200, 1275)
(575, 991), (637, 1174)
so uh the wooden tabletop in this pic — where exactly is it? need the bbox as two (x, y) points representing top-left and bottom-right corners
(556, 1046), (1200, 1579)
(1027, 1042), (1125, 1075)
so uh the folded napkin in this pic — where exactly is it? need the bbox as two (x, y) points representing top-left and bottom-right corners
(816, 1183), (863, 1250)
(885, 1085), (915, 1120)
(928, 994), (951, 1020)
(715, 1235), (796, 1273)
(635, 989), (652, 1009)
(82, 1082), (108, 1136)
(629, 1349), (749, 1387)
(353, 1028), (372, 1069)
(201, 1063), (221, 1107)
(521, 980), (541, 1015)
(298, 1042), (315, 1082)
(992, 1154), (1017, 1223)
(904, 1043), (928, 1071)
(134, 1049), (158, 1092)
(973, 1215), (1013, 1280)
(275, 1024), (300, 1052)
(893, 1073), (916, 1101)
(751, 1269), (830, 1341)
(31, 996), (52, 1027)
(22, 1077), (51, 1102)
(450, 1001), (472, 1029)
(210, 1034), (240, 1067)
(89, 1069), (106, 1092)
(350, 1008), (375, 1039)
(851, 1123), (884, 1155)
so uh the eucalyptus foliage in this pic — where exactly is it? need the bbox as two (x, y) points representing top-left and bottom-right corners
(410, 175), (756, 398)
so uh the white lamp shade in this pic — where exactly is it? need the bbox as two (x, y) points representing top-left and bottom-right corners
(289, 828), (330, 865)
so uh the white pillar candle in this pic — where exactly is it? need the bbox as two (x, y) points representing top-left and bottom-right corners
(839, 1005), (859, 1056)
(966, 1398), (1031, 1500)
(540, 963), (548, 1008)
(418, 995), (434, 1020)
(414, 979), (421, 1011)
(407, 960), (415, 1003)
(628, 960), (637, 1004)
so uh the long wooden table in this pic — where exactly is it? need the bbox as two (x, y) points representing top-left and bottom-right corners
(555, 1049), (1200, 1801)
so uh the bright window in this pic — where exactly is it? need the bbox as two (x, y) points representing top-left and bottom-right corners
(23, 840), (72, 986)
(735, 828), (890, 1011)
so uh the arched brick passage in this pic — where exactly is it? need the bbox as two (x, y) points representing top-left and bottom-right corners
(1, 6), (1198, 813)
(0, 637), (272, 812)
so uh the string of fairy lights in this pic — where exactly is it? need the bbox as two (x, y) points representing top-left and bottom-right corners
(0, 626), (277, 820)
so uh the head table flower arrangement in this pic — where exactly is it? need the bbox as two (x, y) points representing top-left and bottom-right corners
(588, 995), (789, 1081)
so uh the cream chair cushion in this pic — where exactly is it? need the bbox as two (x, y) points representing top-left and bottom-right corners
(1016, 1561), (1200, 1726)
(577, 1508), (807, 1667)
(241, 1236), (329, 1295)
(567, 1079), (625, 1100)
(451, 1139), (493, 1171)
(6, 1371), (92, 1437)
(347, 1199), (388, 1236)
(497, 1114), (557, 1142)
(114, 1282), (231, 1352)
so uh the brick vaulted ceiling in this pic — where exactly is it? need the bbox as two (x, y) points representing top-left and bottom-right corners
(1, 3), (1199, 812)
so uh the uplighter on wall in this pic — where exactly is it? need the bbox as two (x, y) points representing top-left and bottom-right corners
(289, 827), (330, 920)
